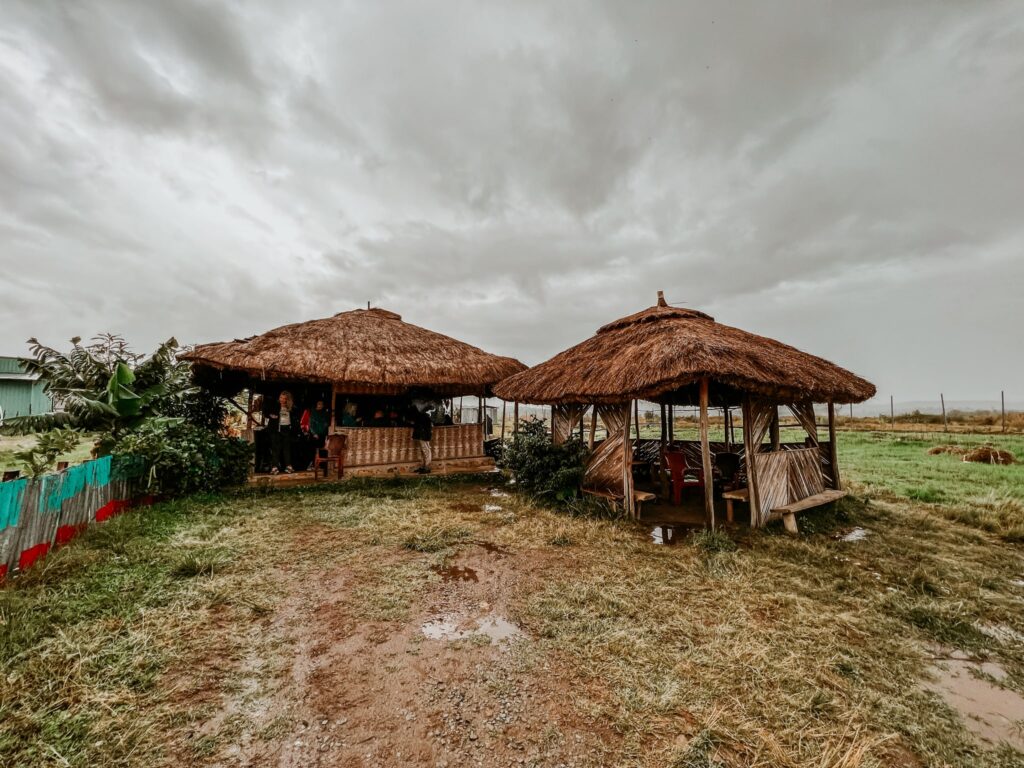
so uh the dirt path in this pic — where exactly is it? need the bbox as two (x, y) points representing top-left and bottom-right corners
(183, 533), (618, 768)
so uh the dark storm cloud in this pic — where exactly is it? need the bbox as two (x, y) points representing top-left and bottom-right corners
(1, 0), (1022, 401)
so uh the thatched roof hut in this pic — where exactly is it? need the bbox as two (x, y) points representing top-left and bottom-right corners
(494, 296), (874, 406)
(494, 292), (874, 532)
(182, 307), (525, 480)
(182, 307), (525, 396)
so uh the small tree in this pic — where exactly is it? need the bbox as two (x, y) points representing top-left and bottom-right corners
(499, 417), (589, 503)
(13, 428), (81, 478)
(7, 334), (192, 442)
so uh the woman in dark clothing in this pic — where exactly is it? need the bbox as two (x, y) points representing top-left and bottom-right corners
(411, 406), (433, 474)
(265, 390), (299, 473)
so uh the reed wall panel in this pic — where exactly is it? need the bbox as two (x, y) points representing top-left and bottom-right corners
(336, 424), (485, 467)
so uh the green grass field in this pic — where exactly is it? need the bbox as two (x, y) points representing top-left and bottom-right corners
(0, 431), (1022, 767)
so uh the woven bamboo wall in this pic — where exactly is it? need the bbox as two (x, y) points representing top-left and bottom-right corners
(336, 424), (485, 467)
(752, 447), (824, 518)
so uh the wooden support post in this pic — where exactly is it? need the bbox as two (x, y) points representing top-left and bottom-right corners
(770, 408), (780, 451)
(741, 397), (763, 527)
(940, 393), (947, 432)
(513, 402), (519, 441)
(500, 401), (507, 441)
(828, 401), (841, 490)
(623, 403), (635, 519)
(634, 400), (641, 440)
(668, 404), (674, 444)
(659, 403), (669, 500)
(589, 406), (597, 450)
(699, 378), (715, 530)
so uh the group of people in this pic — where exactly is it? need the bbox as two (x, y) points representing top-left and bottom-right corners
(253, 391), (331, 475)
(252, 391), (448, 474)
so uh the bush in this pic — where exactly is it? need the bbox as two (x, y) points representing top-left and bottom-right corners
(112, 421), (251, 498)
(499, 418), (589, 503)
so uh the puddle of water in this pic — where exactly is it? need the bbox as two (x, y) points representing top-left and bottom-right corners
(483, 504), (503, 512)
(433, 565), (478, 583)
(839, 527), (869, 542)
(926, 655), (1024, 750)
(420, 613), (524, 644)
(650, 525), (682, 545)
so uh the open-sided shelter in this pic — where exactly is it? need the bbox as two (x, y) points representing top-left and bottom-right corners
(181, 307), (525, 477)
(494, 292), (875, 531)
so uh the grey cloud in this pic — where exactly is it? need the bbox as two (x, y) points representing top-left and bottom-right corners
(1, 0), (1022, 401)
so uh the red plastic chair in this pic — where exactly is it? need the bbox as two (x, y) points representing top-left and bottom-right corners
(663, 450), (704, 505)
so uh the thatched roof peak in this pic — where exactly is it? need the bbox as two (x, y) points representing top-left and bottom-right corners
(494, 294), (875, 406)
(338, 307), (402, 321)
(181, 306), (525, 395)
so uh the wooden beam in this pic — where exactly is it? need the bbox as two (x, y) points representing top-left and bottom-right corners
(634, 400), (641, 440)
(828, 400), (841, 490)
(589, 406), (597, 450)
(513, 401), (519, 440)
(500, 400), (507, 441)
(769, 407), (780, 451)
(668, 404), (674, 443)
(699, 378), (715, 530)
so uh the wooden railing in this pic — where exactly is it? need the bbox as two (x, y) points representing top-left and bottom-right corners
(334, 423), (485, 467)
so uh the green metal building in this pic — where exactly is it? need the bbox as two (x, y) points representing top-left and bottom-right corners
(0, 356), (52, 425)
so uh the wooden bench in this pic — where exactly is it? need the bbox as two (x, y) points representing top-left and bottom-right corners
(720, 487), (749, 524)
(772, 489), (847, 534)
(582, 487), (657, 518)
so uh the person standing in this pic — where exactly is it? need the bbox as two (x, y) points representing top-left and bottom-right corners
(411, 405), (433, 474)
(266, 390), (298, 474)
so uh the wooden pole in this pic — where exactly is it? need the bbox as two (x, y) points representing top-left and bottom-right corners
(513, 401), (519, 441)
(1002, 391), (1006, 433)
(849, 403), (853, 419)
(589, 405), (598, 450)
(623, 403), (635, 519)
(828, 401), (841, 490)
(668, 404), (675, 444)
(769, 407), (780, 451)
(940, 393), (947, 432)
(741, 397), (763, 527)
(659, 403), (669, 499)
(634, 400), (641, 440)
(660, 404), (667, 442)
(500, 401), (507, 441)
(698, 378), (715, 530)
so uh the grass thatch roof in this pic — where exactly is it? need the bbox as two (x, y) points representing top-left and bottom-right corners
(181, 307), (525, 395)
(494, 295), (875, 405)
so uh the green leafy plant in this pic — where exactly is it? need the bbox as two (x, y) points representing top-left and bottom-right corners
(13, 428), (82, 478)
(499, 417), (589, 503)
(4, 334), (193, 443)
(112, 421), (252, 497)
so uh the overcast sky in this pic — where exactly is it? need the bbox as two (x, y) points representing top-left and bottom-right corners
(1, 1), (1022, 402)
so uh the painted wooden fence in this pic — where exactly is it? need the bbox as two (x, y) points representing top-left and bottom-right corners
(0, 456), (150, 581)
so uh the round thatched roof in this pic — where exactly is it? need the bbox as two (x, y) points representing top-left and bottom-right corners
(494, 295), (875, 405)
(181, 307), (526, 395)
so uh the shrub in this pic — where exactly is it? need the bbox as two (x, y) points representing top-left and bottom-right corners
(499, 418), (589, 503)
(112, 421), (251, 498)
